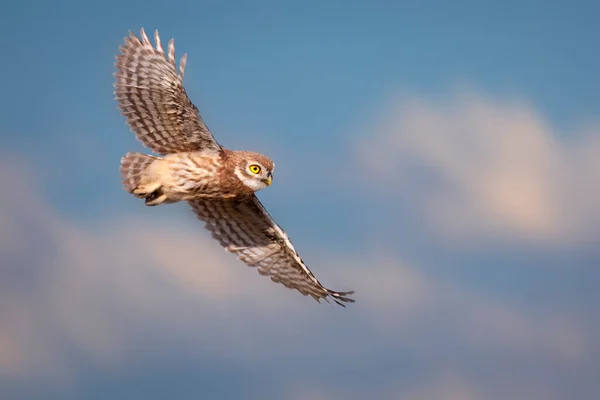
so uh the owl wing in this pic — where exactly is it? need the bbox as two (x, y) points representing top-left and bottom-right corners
(187, 196), (355, 307)
(114, 28), (221, 155)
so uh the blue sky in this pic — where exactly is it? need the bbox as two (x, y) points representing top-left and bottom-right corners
(1, 1), (599, 399)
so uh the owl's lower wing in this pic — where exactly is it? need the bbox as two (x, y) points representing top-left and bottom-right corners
(187, 196), (355, 306)
(114, 28), (221, 155)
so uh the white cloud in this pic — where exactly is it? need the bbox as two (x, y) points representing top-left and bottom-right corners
(398, 372), (481, 400)
(359, 91), (600, 245)
(0, 150), (595, 398)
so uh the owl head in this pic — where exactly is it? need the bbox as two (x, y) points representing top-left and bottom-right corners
(233, 151), (275, 192)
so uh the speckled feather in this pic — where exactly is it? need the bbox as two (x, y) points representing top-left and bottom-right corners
(188, 196), (355, 306)
(120, 152), (159, 193)
(114, 28), (221, 155)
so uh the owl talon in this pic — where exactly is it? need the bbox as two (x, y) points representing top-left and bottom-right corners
(133, 188), (149, 198)
(144, 189), (167, 206)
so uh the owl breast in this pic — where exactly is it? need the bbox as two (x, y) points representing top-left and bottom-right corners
(159, 152), (249, 200)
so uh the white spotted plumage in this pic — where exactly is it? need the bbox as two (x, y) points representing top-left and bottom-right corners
(115, 28), (355, 306)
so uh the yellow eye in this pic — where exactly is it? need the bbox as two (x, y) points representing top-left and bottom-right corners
(248, 164), (261, 174)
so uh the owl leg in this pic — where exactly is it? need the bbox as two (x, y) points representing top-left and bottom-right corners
(133, 181), (162, 198)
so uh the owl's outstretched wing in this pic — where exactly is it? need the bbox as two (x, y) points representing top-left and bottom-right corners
(114, 28), (221, 155)
(187, 196), (355, 306)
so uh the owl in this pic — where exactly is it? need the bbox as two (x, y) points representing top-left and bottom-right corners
(114, 28), (355, 307)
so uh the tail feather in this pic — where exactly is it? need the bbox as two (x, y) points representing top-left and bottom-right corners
(120, 152), (158, 193)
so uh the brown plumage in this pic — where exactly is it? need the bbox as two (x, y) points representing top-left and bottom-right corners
(114, 28), (355, 306)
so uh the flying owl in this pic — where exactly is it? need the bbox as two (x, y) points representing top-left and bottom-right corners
(114, 28), (355, 307)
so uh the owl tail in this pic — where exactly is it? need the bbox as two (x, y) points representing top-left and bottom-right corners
(119, 152), (158, 194)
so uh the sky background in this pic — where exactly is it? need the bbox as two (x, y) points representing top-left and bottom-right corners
(1, 0), (599, 399)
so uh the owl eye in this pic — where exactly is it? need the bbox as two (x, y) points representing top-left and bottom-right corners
(248, 164), (261, 174)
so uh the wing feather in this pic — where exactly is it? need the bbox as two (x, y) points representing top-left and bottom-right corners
(187, 196), (355, 306)
(114, 28), (221, 155)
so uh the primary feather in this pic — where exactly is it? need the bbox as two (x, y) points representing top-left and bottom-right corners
(114, 28), (221, 155)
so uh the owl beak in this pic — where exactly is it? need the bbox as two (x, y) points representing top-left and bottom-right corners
(264, 173), (272, 186)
